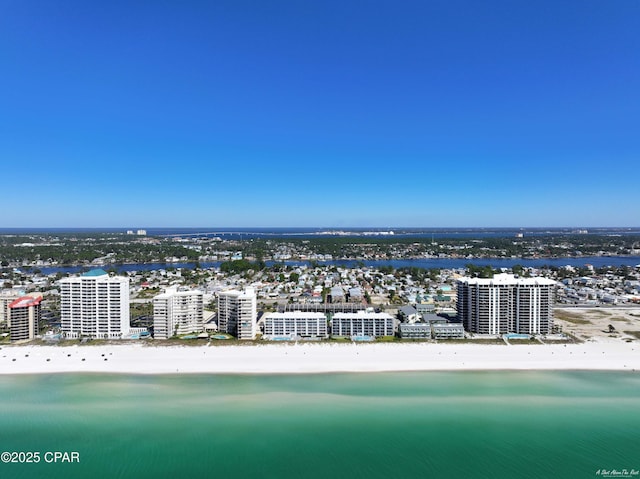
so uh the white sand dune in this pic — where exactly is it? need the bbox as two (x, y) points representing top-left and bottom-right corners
(0, 342), (638, 375)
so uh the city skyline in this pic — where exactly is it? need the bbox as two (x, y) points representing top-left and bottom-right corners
(1, 1), (639, 228)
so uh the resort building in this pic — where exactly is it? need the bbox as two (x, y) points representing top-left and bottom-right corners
(59, 269), (130, 339)
(262, 311), (328, 340)
(153, 287), (203, 339)
(457, 274), (555, 335)
(8, 294), (42, 342)
(331, 311), (395, 338)
(217, 287), (257, 340)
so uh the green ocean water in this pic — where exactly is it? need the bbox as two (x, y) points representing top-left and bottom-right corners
(0, 371), (638, 479)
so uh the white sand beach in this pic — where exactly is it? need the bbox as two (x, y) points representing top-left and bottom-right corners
(0, 341), (638, 375)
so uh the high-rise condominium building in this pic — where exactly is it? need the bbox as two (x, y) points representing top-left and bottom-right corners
(217, 287), (256, 340)
(0, 290), (21, 327)
(153, 287), (203, 339)
(9, 294), (42, 342)
(457, 274), (555, 335)
(60, 269), (130, 339)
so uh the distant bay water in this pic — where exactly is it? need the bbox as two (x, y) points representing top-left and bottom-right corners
(0, 371), (638, 479)
(3, 226), (640, 240)
(35, 256), (640, 275)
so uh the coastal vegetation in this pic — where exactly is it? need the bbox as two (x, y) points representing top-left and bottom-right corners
(465, 264), (496, 278)
(1, 232), (639, 270)
(220, 259), (265, 274)
(553, 310), (592, 324)
(0, 233), (199, 266)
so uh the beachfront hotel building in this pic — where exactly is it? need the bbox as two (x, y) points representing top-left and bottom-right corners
(153, 287), (203, 339)
(262, 311), (328, 340)
(217, 287), (257, 340)
(457, 274), (555, 335)
(8, 294), (42, 342)
(59, 269), (130, 339)
(331, 311), (395, 338)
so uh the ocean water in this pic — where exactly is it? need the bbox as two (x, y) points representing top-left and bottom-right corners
(0, 371), (638, 479)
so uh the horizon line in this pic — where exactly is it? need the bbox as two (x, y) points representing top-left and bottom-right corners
(1, 226), (639, 230)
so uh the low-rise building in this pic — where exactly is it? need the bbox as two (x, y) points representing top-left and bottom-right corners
(329, 286), (345, 303)
(348, 287), (363, 302)
(432, 323), (465, 340)
(398, 322), (431, 339)
(416, 303), (436, 315)
(398, 305), (421, 324)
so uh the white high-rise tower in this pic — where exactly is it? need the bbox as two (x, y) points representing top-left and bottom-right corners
(60, 269), (130, 339)
(457, 273), (555, 335)
(153, 287), (203, 339)
(217, 287), (256, 340)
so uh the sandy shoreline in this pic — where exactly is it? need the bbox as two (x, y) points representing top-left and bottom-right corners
(0, 341), (638, 375)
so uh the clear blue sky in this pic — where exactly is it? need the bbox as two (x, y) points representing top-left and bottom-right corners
(1, 0), (638, 228)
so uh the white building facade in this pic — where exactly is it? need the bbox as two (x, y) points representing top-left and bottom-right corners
(457, 274), (555, 335)
(153, 287), (204, 339)
(262, 312), (328, 340)
(60, 269), (130, 339)
(217, 288), (257, 340)
(331, 311), (395, 338)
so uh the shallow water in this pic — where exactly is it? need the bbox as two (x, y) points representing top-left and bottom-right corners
(0, 371), (638, 479)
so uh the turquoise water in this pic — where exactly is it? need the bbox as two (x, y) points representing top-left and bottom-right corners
(0, 371), (638, 479)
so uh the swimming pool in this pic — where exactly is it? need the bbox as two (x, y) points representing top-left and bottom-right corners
(505, 333), (531, 339)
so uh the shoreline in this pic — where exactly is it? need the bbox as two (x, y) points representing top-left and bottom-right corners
(0, 342), (638, 375)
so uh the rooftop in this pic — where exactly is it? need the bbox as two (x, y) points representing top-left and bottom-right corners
(9, 295), (43, 309)
(154, 287), (203, 299)
(458, 273), (556, 286)
(333, 312), (394, 319)
(263, 312), (327, 319)
(83, 268), (108, 277)
(432, 323), (465, 330)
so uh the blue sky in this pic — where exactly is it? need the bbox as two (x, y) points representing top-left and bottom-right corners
(1, 0), (638, 227)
